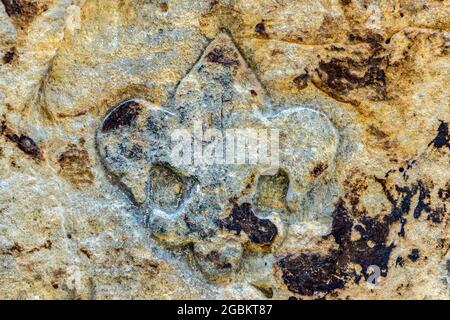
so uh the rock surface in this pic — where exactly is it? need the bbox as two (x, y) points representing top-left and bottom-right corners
(0, 0), (449, 299)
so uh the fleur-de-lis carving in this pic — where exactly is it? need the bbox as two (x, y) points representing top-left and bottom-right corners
(97, 32), (339, 281)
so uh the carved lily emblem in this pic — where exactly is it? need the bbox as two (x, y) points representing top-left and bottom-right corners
(97, 32), (338, 281)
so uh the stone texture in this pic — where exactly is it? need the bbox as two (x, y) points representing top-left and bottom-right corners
(0, 0), (449, 300)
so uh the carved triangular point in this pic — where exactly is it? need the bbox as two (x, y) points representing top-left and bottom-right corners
(176, 31), (269, 113)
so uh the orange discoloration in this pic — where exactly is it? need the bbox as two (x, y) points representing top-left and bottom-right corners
(58, 144), (94, 187)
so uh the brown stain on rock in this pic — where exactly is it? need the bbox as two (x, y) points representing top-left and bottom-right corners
(311, 162), (328, 178)
(293, 72), (309, 90)
(308, 31), (399, 108)
(206, 45), (240, 68)
(276, 163), (446, 296)
(27, 240), (52, 254)
(58, 144), (94, 187)
(407, 249), (420, 262)
(199, 250), (232, 270)
(278, 196), (395, 296)
(368, 125), (388, 140)
(218, 203), (278, 246)
(2, 242), (24, 255)
(278, 252), (347, 296)
(438, 182), (450, 201)
(1, 0), (52, 28)
(428, 121), (450, 150)
(16, 135), (40, 158)
(316, 55), (387, 100)
(79, 247), (92, 259)
(101, 100), (142, 133)
(376, 173), (446, 226)
(2, 47), (17, 64)
(3, 240), (52, 255)
(255, 22), (269, 38)
(1, 120), (42, 159)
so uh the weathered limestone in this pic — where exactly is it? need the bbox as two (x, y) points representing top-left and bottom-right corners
(0, 0), (448, 299)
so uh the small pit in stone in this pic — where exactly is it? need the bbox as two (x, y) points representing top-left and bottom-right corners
(251, 283), (274, 298)
(255, 170), (289, 210)
(149, 164), (186, 212)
